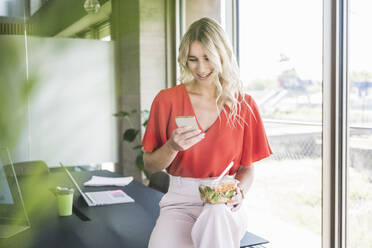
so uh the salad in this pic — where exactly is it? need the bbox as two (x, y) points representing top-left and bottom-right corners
(199, 180), (238, 204)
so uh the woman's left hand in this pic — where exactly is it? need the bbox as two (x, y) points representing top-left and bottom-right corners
(227, 186), (244, 212)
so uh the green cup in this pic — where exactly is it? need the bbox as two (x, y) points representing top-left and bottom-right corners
(56, 187), (74, 216)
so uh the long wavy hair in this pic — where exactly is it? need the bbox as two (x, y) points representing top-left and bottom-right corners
(178, 17), (251, 126)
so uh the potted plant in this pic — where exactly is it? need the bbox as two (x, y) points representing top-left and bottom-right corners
(114, 109), (150, 180)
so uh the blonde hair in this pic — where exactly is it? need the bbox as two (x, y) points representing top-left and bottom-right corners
(178, 17), (249, 126)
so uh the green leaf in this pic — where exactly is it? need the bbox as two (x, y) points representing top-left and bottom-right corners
(205, 186), (213, 192)
(198, 186), (204, 194)
(123, 129), (139, 142)
(226, 190), (235, 198)
(113, 111), (130, 118)
(142, 119), (148, 127)
(133, 145), (143, 150)
(136, 154), (144, 171)
(212, 193), (219, 203)
(131, 109), (138, 114)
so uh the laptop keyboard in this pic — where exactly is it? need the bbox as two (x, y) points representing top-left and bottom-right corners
(87, 192), (113, 204)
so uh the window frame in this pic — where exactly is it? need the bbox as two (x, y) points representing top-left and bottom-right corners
(322, 0), (348, 247)
(76, 19), (111, 40)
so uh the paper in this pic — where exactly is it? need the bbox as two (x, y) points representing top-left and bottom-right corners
(83, 176), (133, 187)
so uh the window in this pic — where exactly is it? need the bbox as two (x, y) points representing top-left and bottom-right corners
(238, 0), (322, 247)
(348, 0), (372, 247)
(76, 20), (111, 41)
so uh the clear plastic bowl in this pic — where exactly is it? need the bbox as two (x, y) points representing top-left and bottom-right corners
(198, 178), (238, 204)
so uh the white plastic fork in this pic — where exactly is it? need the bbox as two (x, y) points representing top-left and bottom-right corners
(212, 161), (234, 186)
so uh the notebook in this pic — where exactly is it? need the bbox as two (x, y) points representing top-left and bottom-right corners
(59, 163), (134, 207)
(0, 148), (31, 238)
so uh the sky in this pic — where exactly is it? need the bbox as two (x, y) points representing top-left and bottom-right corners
(238, 0), (372, 83)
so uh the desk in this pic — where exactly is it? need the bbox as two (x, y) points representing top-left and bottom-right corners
(1, 170), (163, 248)
(0, 170), (267, 248)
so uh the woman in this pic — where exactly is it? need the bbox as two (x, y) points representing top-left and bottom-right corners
(142, 17), (272, 248)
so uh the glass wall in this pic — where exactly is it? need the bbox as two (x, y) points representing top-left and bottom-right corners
(26, 0), (116, 169)
(1, 0), (117, 171)
(238, 0), (322, 247)
(0, 0), (29, 150)
(348, 1), (372, 247)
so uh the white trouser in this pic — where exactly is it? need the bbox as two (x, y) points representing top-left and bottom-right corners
(148, 175), (248, 248)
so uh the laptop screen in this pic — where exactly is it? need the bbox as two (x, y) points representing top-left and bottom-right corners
(0, 163), (14, 205)
(0, 148), (30, 226)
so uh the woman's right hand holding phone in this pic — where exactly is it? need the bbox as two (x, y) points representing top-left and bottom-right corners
(167, 126), (205, 151)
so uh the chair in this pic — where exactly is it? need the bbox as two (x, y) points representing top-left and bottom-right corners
(11, 160), (50, 176)
(148, 171), (170, 193)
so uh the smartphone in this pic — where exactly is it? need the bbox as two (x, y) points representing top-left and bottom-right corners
(175, 116), (199, 129)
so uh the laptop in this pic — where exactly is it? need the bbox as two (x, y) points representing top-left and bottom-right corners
(0, 148), (31, 238)
(59, 162), (134, 207)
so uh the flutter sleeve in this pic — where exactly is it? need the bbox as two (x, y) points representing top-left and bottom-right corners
(141, 91), (170, 153)
(240, 95), (272, 166)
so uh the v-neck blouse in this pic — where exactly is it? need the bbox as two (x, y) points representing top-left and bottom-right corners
(182, 84), (224, 133)
(141, 84), (272, 178)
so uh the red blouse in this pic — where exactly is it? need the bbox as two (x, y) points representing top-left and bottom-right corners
(141, 84), (272, 178)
